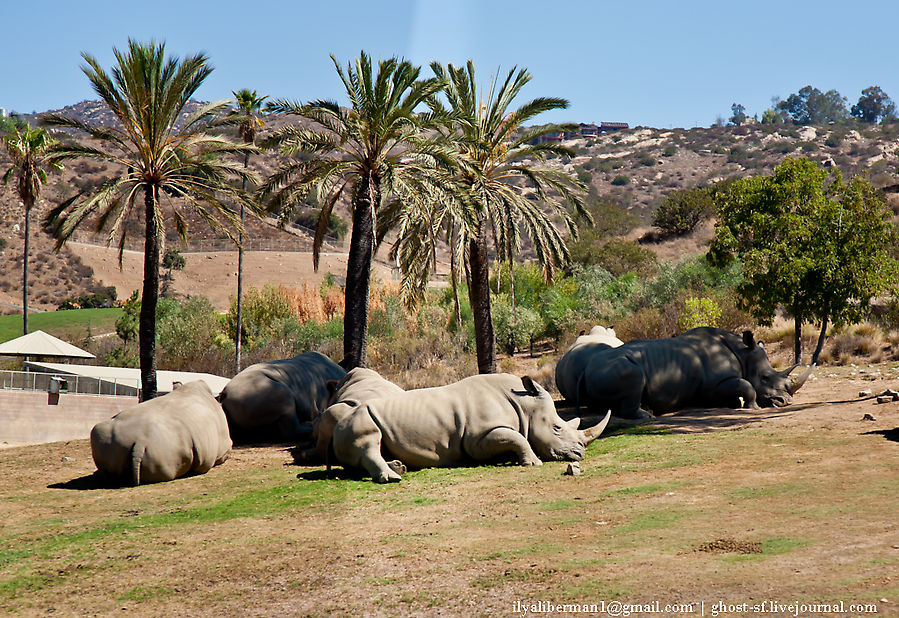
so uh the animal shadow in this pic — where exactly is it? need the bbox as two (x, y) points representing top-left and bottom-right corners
(863, 427), (899, 443)
(48, 472), (123, 491)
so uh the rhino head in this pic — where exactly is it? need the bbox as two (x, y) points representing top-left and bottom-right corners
(741, 331), (814, 407)
(519, 376), (610, 461)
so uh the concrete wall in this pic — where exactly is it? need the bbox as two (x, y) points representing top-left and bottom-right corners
(0, 390), (132, 447)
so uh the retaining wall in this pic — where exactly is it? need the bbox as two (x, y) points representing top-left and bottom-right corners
(0, 390), (131, 447)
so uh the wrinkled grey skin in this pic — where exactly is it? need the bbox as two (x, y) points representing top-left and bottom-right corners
(560, 327), (813, 419)
(332, 373), (609, 483)
(297, 367), (405, 463)
(219, 352), (346, 443)
(90, 381), (232, 486)
(555, 325), (624, 406)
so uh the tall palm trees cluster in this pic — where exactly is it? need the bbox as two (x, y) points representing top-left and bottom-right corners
(3, 40), (587, 400)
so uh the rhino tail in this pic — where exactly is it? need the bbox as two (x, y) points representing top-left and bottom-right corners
(130, 440), (146, 487)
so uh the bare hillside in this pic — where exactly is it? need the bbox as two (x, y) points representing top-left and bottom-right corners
(3, 102), (899, 311)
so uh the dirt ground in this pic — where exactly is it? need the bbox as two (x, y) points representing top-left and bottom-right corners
(66, 242), (399, 311)
(1, 366), (897, 616)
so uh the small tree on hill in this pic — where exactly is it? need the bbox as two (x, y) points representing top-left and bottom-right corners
(651, 186), (715, 236)
(709, 157), (898, 364)
(851, 86), (896, 124)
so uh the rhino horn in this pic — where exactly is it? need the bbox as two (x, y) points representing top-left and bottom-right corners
(581, 411), (611, 446)
(779, 363), (799, 378)
(567, 417), (581, 430)
(787, 364), (815, 395)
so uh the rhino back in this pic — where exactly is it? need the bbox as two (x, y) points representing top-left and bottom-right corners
(360, 375), (522, 467)
(604, 330), (742, 411)
(556, 342), (616, 401)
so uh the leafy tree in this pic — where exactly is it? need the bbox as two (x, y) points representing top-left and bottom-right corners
(260, 52), (449, 369)
(161, 247), (186, 297)
(777, 86), (848, 125)
(426, 60), (587, 373)
(568, 196), (638, 266)
(2, 122), (61, 335)
(710, 157), (898, 364)
(651, 186), (715, 236)
(230, 88), (267, 373)
(850, 86), (896, 123)
(728, 103), (747, 126)
(43, 40), (259, 400)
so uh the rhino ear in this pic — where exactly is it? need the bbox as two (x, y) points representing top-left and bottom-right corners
(326, 380), (340, 397)
(567, 417), (581, 430)
(520, 376), (540, 396)
(742, 330), (757, 349)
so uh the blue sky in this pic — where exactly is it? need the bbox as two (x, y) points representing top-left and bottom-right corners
(3, 0), (898, 129)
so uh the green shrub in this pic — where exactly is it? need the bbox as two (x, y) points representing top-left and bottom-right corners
(491, 294), (544, 355)
(594, 239), (657, 277)
(651, 186), (715, 236)
(678, 297), (722, 331)
(663, 145), (678, 157)
(611, 175), (630, 186)
(634, 152), (656, 167)
(221, 285), (294, 350)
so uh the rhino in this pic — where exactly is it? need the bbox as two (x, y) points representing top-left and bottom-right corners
(556, 327), (813, 419)
(555, 325), (624, 404)
(296, 367), (405, 463)
(219, 352), (346, 443)
(332, 373), (610, 483)
(90, 381), (232, 485)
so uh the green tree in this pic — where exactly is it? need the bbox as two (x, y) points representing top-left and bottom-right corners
(850, 86), (896, 123)
(43, 40), (259, 400)
(230, 88), (267, 374)
(259, 52), (449, 369)
(651, 186), (715, 236)
(2, 122), (61, 335)
(728, 103), (747, 126)
(710, 157), (898, 364)
(427, 60), (587, 373)
(777, 86), (848, 125)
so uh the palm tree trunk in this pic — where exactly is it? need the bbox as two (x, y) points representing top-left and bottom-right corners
(449, 223), (462, 331)
(22, 200), (31, 336)
(235, 152), (249, 376)
(468, 217), (496, 374)
(343, 172), (377, 369)
(139, 187), (160, 401)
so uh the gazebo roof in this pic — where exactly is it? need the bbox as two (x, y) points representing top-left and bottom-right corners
(0, 330), (96, 359)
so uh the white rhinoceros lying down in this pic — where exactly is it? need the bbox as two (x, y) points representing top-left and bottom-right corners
(555, 325), (623, 408)
(219, 352), (346, 443)
(332, 373), (610, 483)
(90, 381), (232, 486)
(297, 367), (405, 463)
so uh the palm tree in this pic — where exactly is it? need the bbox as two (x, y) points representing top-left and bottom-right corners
(428, 61), (588, 373)
(259, 51), (450, 369)
(43, 40), (259, 400)
(2, 122), (61, 335)
(230, 88), (268, 374)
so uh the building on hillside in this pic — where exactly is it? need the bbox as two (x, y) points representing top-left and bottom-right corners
(599, 122), (629, 133)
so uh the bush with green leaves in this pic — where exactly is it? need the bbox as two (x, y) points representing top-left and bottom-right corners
(678, 297), (722, 331)
(157, 296), (222, 371)
(593, 239), (657, 277)
(651, 186), (715, 236)
(491, 294), (544, 355)
(221, 285), (294, 351)
(611, 174), (630, 186)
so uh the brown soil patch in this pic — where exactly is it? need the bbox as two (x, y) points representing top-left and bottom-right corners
(695, 538), (763, 554)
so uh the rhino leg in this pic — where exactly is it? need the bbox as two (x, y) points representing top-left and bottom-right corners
(467, 427), (543, 466)
(709, 377), (758, 409)
(333, 406), (403, 483)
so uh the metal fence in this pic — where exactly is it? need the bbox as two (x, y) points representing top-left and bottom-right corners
(0, 370), (138, 397)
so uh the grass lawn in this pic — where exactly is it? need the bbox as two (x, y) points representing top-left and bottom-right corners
(0, 308), (122, 344)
